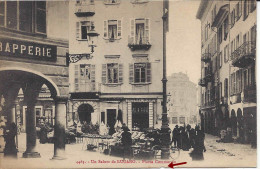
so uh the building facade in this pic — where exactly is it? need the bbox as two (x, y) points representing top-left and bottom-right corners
(0, 1), (69, 158)
(196, 0), (256, 144)
(167, 72), (199, 129)
(68, 0), (166, 132)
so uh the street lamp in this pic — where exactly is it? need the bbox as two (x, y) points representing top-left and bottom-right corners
(68, 23), (99, 63)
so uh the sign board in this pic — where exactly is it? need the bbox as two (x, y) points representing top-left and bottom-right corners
(0, 38), (57, 61)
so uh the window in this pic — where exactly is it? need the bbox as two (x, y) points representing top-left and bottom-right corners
(134, 63), (146, 83)
(231, 9), (236, 28)
(244, 0), (249, 20)
(131, 0), (149, 4)
(249, 0), (256, 13)
(219, 51), (222, 68)
(102, 63), (123, 84)
(107, 63), (118, 83)
(219, 82), (222, 99)
(74, 64), (96, 91)
(179, 117), (185, 124)
(76, 21), (91, 40)
(104, 20), (121, 40)
(218, 25), (223, 44)
(251, 25), (256, 43)
(236, 1), (242, 21)
(0, 1), (46, 34)
(224, 44), (229, 63)
(172, 117), (178, 124)
(130, 18), (150, 45)
(236, 70), (242, 93)
(129, 62), (151, 84)
(236, 34), (240, 49)
(104, 0), (120, 4)
(0, 2), (4, 26)
(224, 78), (228, 97)
(223, 17), (229, 40)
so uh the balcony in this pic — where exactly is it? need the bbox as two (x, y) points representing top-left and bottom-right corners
(75, 3), (95, 17)
(201, 100), (215, 110)
(231, 41), (256, 68)
(243, 85), (256, 103)
(128, 36), (151, 51)
(201, 53), (211, 63)
(198, 78), (206, 87)
(230, 93), (241, 104)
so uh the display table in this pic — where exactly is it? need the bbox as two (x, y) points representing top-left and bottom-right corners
(82, 134), (113, 151)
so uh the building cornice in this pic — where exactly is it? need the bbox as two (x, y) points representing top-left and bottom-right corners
(196, 0), (210, 20)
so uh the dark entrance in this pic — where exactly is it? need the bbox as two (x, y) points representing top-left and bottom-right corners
(132, 102), (149, 131)
(78, 104), (93, 124)
(107, 109), (116, 135)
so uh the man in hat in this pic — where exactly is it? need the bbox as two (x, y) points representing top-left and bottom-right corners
(121, 124), (132, 159)
(172, 125), (179, 148)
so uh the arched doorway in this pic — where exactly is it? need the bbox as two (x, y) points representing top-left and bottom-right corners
(0, 68), (66, 159)
(77, 104), (94, 124)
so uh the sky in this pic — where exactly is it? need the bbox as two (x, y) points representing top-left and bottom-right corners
(166, 0), (201, 84)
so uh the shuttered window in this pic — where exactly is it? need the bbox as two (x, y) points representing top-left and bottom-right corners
(104, 20), (122, 40)
(129, 18), (150, 44)
(224, 78), (228, 97)
(74, 65), (79, 92)
(129, 62), (151, 84)
(102, 63), (123, 84)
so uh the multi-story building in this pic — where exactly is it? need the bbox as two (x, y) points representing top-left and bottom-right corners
(196, 0), (256, 144)
(167, 72), (198, 129)
(68, 0), (167, 133)
(0, 1), (69, 158)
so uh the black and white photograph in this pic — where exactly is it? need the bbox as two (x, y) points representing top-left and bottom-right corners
(0, 0), (257, 168)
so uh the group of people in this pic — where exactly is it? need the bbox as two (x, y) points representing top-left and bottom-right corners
(172, 124), (206, 160)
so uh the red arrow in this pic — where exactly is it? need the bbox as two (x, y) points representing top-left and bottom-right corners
(168, 162), (187, 168)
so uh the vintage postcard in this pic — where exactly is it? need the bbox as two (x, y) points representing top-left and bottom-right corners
(0, 0), (257, 168)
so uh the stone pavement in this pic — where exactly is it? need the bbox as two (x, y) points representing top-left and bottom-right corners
(0, 133), (257, 168)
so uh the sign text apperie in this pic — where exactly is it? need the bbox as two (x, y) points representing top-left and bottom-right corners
(0, 38), (57, 61)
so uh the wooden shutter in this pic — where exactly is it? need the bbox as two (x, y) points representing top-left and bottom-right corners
(130, 19), (135, 44)
(129, 63), (134, 83)
(74, 65), (79, 91)
(146, 62), (151, 83)
(117, 20), (122, 38)
(91, 64), (96, 90)
(102, 64), (107, 84)
(104, 20), (108, 38)
(118, 63), (123, 83)
(239, 0), (242, 18)
(76, 22), (80, 40)
(145, 18), (150, 43)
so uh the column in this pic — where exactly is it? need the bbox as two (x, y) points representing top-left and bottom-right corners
(22, 99), (40, 158)
(149, 102), (153, 128)
(22, 81), (42, 158)
(127, 102), (132, 130)
(52, 96), (67, 160)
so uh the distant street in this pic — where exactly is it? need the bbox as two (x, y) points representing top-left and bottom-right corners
(0, 133), (256, 168)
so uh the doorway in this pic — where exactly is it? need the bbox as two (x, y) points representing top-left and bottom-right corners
(107, 109), (117, 135)
(132, 102), (149, 131)
(77, 104), (93, 124)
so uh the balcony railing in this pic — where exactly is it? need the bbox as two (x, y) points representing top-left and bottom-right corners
(71, 82), (101, 93)
(243, 85), (256, 103)
(75, 2), (95, 17)
(231, 41), (256, 68)
(128, 36), (151, 51)
(201, 53), (211, 62)
(201, 100), (215, 109)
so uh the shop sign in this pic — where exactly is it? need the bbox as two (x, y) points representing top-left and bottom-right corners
(0, 38), (57, 61)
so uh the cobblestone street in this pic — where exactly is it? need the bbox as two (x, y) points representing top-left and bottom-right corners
(0, 133), (256, 168)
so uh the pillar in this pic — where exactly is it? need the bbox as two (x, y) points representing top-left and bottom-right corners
(127, 102), (132, 130)
(52, 96), (67, 160)
(22, 81), (42, 158)
(22, 99), (40, 158)
(149, 102), (153, 128)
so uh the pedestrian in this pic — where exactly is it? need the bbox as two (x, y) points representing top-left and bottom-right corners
(190, 128), (206, 161)
(121, 124), (132, 160)
(172, 125), (179, 147)
(4, 122), (18, 158)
